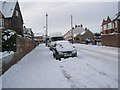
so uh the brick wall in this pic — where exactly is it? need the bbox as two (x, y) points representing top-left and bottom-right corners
(101, 34), (120, 47)
(2, 36), (36, 74)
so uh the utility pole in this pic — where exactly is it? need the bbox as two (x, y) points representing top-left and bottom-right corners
(45, 13), (48, 46)
(71, 15), (74, 44)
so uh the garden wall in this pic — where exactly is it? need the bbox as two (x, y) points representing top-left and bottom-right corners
(101, 34), (120, 48)
(2, 36), (36, 74)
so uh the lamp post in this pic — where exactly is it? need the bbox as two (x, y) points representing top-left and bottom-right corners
(71, 15), (74, 44)
(45, 13), (48, 46)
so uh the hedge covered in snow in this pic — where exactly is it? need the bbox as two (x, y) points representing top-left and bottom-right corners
(2, 29), (17, 52)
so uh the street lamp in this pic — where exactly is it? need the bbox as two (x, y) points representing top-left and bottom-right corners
(71, 15), (74, 44)
(45, 13), (48, 46)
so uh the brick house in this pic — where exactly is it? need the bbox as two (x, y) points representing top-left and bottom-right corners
(23, 26), (34, 39)
(101, 13), (120, 34)
(101, 12), (120, 47)
(0, 1), (23, 35)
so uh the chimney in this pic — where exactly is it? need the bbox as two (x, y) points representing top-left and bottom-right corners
(85, 27), (87, 31)
(3, 1), (6, 4)
(75, 25), (77, 28)
(81, 24), (83, 27)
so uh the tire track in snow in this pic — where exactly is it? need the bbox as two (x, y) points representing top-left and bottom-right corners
(86, 63), (118, 83)
(60, 66), (79, 88)
(77, 48), (118, 83)
(76, 46), (118, 58)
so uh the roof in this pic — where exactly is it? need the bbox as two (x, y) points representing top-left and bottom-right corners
(81, 31), (86, 35)
(0, 0), (17, 18)
(73, 33), (79, 37)
(102, 12), (120, 25)
(111, 12), (120, 21)
(107, 16), (111, 23)
(101, 19), (106, 26)
(73, 27), (85, 34)
(34, 33), (43, 37)
(49, 32), (63, 37)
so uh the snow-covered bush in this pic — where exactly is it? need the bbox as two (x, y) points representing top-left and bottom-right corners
(2, 29), (17, 52)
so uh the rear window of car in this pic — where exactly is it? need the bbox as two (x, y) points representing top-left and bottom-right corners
(51, 37), (64, 42)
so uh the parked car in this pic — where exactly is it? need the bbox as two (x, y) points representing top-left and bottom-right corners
(48, 36), (64, 50)
(52, 41), (77, 61)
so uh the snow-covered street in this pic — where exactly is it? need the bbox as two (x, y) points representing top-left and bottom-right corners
(1, 44), (118, 88)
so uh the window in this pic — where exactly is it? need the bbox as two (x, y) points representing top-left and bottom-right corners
(103, 25), (106, 30)
(16, 10), (19, 16)
(115, 21), (117, 28)
(0, 18), (4, 27)
(108, 23), (112, 29)
(0, 18), (2, 27)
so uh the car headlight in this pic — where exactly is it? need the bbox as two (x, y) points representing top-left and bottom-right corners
(58, 51), (63, 55)
(72, 49), (77, 53)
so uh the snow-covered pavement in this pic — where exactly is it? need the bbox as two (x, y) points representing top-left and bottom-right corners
(1, 44), (118, 88)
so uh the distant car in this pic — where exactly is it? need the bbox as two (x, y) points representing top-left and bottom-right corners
(52, 41), (77, 61)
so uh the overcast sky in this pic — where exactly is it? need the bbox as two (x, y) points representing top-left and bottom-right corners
(19, 1), (119, 35)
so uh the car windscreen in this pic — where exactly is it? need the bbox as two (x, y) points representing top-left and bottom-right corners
(51, 37), (64, 42)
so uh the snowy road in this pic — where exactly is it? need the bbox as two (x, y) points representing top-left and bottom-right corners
(1, 44), (118, 88)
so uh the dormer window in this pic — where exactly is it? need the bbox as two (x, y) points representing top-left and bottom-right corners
(16, 10), (19, 16)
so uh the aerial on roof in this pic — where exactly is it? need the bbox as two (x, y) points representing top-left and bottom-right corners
(0, 0), (17, 18)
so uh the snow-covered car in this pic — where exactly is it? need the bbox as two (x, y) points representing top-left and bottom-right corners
(52, 41), (77, 60)
(48, 36), (64, 51)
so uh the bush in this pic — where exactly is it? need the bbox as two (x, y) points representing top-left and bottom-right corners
(2, 29), (17, 52)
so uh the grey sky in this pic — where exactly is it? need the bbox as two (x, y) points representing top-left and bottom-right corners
(19, 2), (119, 35)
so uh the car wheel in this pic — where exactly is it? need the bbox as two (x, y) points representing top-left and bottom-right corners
(55, 55), (60, 61)
(58, 58), (61, 61)
(53, 53), (58, 60)
(49, 47), (52, 51)
(53, 53), (55, 58)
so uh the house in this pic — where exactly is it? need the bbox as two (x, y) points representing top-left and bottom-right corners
(0, 1), (23, 35)
(34, 33), (44, 45)
(93, 33), (101, 45)
(101, 12), (120, 47)
(23, 26), (34, 39)
(74, 28), (94, 44)
(76, 29), (94, 42)
(113, 12), (120, 33)
(101, 12), (120, 34)
(101, 16), (114, 34)
(64, 25), (84, 42)
(64, 25), (94, 43)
